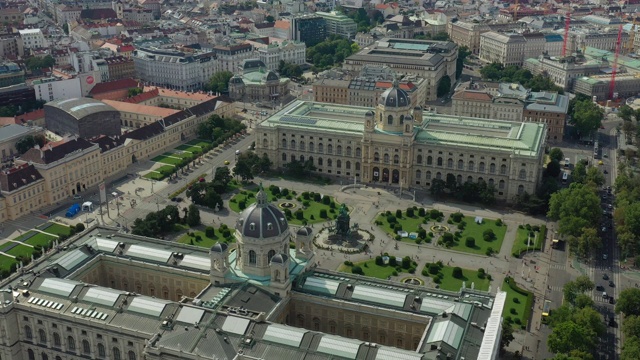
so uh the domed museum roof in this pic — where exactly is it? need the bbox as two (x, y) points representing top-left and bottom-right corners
(235, 185), (288, 240)
(379, 79), (410, 108)
(211, 242), (228, 253)
(270, 253), (288, 264)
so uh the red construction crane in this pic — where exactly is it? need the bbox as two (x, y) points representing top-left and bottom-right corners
(610, 24), (623, 100)
(562, 13), (571, 57)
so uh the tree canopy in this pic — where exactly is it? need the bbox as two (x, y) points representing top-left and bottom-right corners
(278, 60), (303, 79)
(25, 55), (55, 71)
(307, 35), (358, 71)
(197, 114), (246, 145)
(549, 147), (564, 162)
(479, 62), (563, 93)
(456, 46), (471, 78)
(204, 71), (233, 93)
(15, 135), (46, 154)
(547, 183), (601, 238)
(437, 75), (451, 97)
(132, 205), (180, 237)
(233, 151), (272, 181)
(616, 288), (640, 316)
(569, 98), (604, 136)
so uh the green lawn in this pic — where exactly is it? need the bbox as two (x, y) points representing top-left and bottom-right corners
(151, 154), (182, 166)
(0, 255), (16, 272)
(176, 144), (202, 153)
(447, 216), (507, 255)
(186, 139), (212, 147)
(6, 244), (35, 259)
(39, 223), (72, 236)
(375, 210), (433, 243)
(24, 233), (56, 247)
(502, 277), (533, 327)
(173, 152), (195, 160)
(143, 165), (175, 180)
(229, 188), (339, 225)
(511, 227), (543, 257)
(177, 229), (235, 248)
(423, 262), (491, 292)
(338, 257), (417, 280)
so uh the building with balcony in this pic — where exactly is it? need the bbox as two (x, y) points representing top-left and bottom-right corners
(132, 48), (216, 91)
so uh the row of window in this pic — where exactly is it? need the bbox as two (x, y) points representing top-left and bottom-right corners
(281, 153), (361, 170)
(278, 139), (362, 156)
(24, 326), (135, 360)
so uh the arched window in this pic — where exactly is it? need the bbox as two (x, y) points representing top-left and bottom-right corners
(457, 175), (462, 184)
(417, 155), (422, 164)
(27, 350), (34, 360)
(518, 185), (525, 194)
(299, 155), (305, 162)
(488, 178), (495, 187)
(337, 160), (342, 168)
(291, 154), (296, 162)
(282, 153), (287, 161)
(436, 172), (442, 180)
(267, 250), (276, 262)
(327, 144), (333, 154)
(400, 115), (405, 123)
(53, 333), (61, 347)
(355, 162), (360, 171)
(329, 321), (337, 334)
(427, 156), (433, 165)
(499, 180), (505, 189)
(281, 139), (286, 148)
(263, 139), (268, 148)
(249, 250), (256, 264)
(519, 169), (526, 180)
(336, 145), (342, 155)
(299, 141), (305, 151)
(327, 159), (333, 167)
(313, 317), (320, 331)
(309, 142), (314, 152)
(490, 163), (496, 173)
(374, 152), (380, 161)
(290, 140), (296, 149)
(38, 329), (46, 344)
(467, 176), (473, 183)
(468, 161), (474, 171)
(426, 171), (432, 180)
(67, 337), (76, 351)
(416, 170), (422, 179)
(25, 325), (32, 340)
(500, 164), (507, 175)
(457, 159), (463, 170)
(318, 143), (324, 153)
(98, 344), (105, 358)
(318, 157), (323, 166)
(297, 314), (305, 327)
(387, 115), (393, 125)
(82, 339), (90, 354)
(346, 161), (351, 169)
(128, 351), (136, 360)
(447, 158), (453, 168)
(309, 156), (314, 165)
(393, 155), (399, 164)
(437, 157), (443, 166)
(346, 147), (352, 156)
(355, 147), (361, 157)
(479, 162), (485, 172)
(383, 154), (389, 163)
(56, 357), (62, 360)
(113, 348), (121, 360)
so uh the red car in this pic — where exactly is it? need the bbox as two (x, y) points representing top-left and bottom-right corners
(198, 178), (205, 182)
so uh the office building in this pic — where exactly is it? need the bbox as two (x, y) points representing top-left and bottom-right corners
(133, 48), (216, 91)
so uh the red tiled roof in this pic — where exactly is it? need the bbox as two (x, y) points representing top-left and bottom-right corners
(15, 109), (44, 124)
(453, 90), (493, 101)
(118, 45), (135, 52)
(120, 88), (159, 103)
(89, 78), (139, 95)
(376, 81), (416, 91)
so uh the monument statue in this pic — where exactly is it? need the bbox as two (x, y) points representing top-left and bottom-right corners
(334, 204), (350, 237)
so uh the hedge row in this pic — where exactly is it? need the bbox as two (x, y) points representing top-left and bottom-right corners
(168, 173), (207, 199)
(504, 276), (534, 329)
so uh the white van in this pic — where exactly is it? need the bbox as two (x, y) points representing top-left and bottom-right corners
(564, 158), (570, 167)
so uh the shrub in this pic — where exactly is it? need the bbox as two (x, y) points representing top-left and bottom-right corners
(409, 267), (416, 274)
(284, 209), (292, 218)
(310, 215), (315, 220)
(442, 232), (454, 244)
(344, 261), (353, 266)
(238, 200), (246, 210)
(392, 271), (398, 276)
(532, 225), (540, 232)
(75, 223), (85, 232)
(422, 269), (429, 276)
(418, 228), (427, 239)
(457, 223), (465, 230)
(406, 207), (414, 217)
(281, 188), (289, 196)
(313, 193), (321, 201)
(222, 229), (231, 238)
(375, 256), (383, 266)
(330, 202), (336, 209)
(513, 297), (520, 304)
(402, 256), (411, 269)
(388, 256), (397, 266)
(495, 219), (503, 227)
(302, 201), (310, 207)
(205, 227), (215, 237)
(415, 238), (423, 244)
(395, 209), (402, 218)
(464, 237), (475, 247)
(433, 277), (441, 284)
(447, 219), (453, 224)
(452, 267), (463, 279)
(386, 215), (397, 224)
(487, 274), (492, 281)
(514, 318), (521, 325)
(510, 308), (517, 315)
(195, 235), (202, 241)
(525, 224), (531, 231)
(393, 223), (402, 232)
(429, 209), (443, 219)
(302, 192), (310, 200)
(428, 263), (440, 274)
(319, 209), (328, 218)
(451, 212), (464, 222)
(395, 235), (401, 240)
(322, 196), (331, 205)
(418, 208), (426, 217)
(483, 229), (496, 241)
(295, 209), (304, 220)
(518, 224), (524, 229)
(351, 265), (364, 275)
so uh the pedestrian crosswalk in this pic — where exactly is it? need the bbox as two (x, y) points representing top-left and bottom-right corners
(550, 264), (566, 270)
(549, 285), (563, 292)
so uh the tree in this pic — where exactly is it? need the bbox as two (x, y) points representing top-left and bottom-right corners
(265, 15), (274, 22)
(284, 159), (316, 178)
(205, 71), (233, 93)
(616, 288), (640, 315)
(619, 104), (636, 121)
(306, 35), (358, 69)
(456, 46), (471, 78)
(25, 55), (55, 71)
(623, 316), (640, 339)
(571, 161), (587, 184)
(547, 321), (597, 354)
(75, 223), (85, 232)
(15, 136), (37, 154)
(452, 266), (463, 278)
(585, 166), (605, 187)
(432, 32), (450, 41)
(430, 179), (446, 198)
(546, 160), (561, 178)
(500, 319), (514, 349)
(570, 99), (604, 136)
(622, 338), (640, 360)
(127, 87), (143, 98)
(574, 275), (595, 293)
(186, 204), (201, 226)
(62, 22), (69, 34)
(573, 227), (602, 258)
(574, 294), (594, 309)
(549, 147), (564, 162)
(437, 75), (451, 97)
(547, 183), (601, 237)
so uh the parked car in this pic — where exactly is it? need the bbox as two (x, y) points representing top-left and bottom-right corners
(609, 281), (615, 287)
(603, 274), (609, 280)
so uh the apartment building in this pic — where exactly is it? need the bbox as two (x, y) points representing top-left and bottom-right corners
(344, 38), (457, 102)
(0, 163), (46, 220)
(0, 62), (24, 88)
(0, 34), (24, 59)
(105, 56), (135, 81)
(18, 29), (47, 49)
(567, 29), (629, 53)
(210, 43), (254, 73)
(256, 41), (306, 71)
(316, 11), (357, 39)
(32, 76), (82, 102)
(479, 32), (527, 66)
(55, 4), (82, 25)
(133, 48), (216, 91)
(447, 21), (519, 55)
(313, 76), (427, 108)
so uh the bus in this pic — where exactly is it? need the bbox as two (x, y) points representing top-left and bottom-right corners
(542, 300), (552, 317)
(562, 171), (569, 184)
